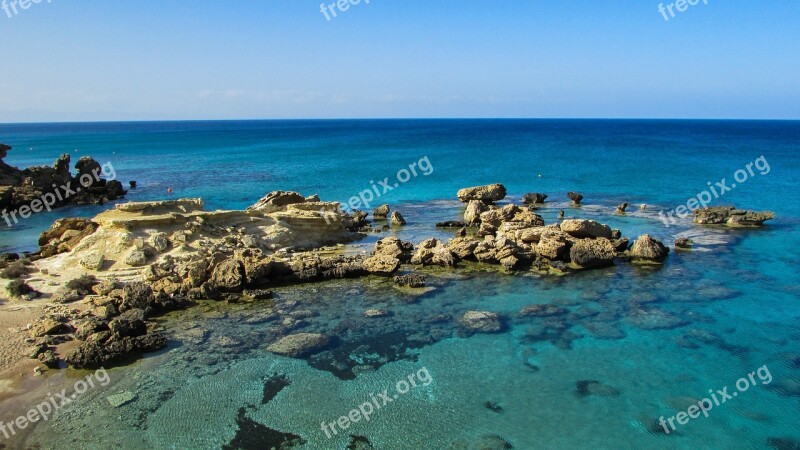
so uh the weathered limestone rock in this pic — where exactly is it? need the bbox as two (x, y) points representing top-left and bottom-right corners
(457, 184), (507, 203)
(459, 311), (502, 333)
(560, 219), (613, 239)
(523, 193), (548, 204)
(629, 234), (669, 264)
(569, 238), (616, 269)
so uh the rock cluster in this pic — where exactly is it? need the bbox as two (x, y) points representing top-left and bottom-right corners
(0, 145), (126, 214)
(694, 206), (775, 226)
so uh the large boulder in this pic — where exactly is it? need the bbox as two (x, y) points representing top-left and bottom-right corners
(560, 219), (613, 239)
(373, 204), (390, 219)
(266, 333), (331, 358)
(374, 237), (413, 262)
(629, 234), (669, 264)
(363, 255), (401, 275)
(569, 238), (615, 269)
(209, 259), (245, 292)
(65, 334), (167, 369)
(457, 184), (507, 203)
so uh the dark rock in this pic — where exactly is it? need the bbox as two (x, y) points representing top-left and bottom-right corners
(567, 192), (583, 205)
(523, 193), (548, 204)
(393, 274), (426, 288)
(372, 204), (390, 219)
(436, 221), (466, 228)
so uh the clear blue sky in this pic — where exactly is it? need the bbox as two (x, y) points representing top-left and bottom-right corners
(0, 0), (798, 122)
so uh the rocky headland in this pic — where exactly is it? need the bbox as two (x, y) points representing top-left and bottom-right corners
(0, 143), (127, 219)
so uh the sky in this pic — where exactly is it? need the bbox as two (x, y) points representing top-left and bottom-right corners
(0, 0), (798, 122)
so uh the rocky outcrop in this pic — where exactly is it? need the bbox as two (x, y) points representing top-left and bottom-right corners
(38, 218), (100, 258)
(616, 202), (629, 214)
(247, 191), (306, 213)
(694, 206), (776, 226)
(393, 274), (425, 288)
(629, 234), (669, 264)
(363, 255), (401, 274)
(0, 146), (126, 214)
(457, 184), (507, 203)
(523, 193), (548, 204)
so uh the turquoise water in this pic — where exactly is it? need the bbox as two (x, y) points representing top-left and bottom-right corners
(1, 120), (799, 449)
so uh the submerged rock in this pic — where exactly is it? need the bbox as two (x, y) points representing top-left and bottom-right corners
(267, 333), (331, 358)
(393, 273), (426, 288)
(459, 311), (503, 333)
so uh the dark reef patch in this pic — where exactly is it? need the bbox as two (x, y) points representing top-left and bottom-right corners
(262, 373), (291, 404)
(223, 407), (306, 450)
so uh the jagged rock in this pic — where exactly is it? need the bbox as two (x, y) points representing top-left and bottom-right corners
(363, 255), (401, 275)
(457, 184), (507, 203)
(65, 334), (167, 369)
(247, 191), (306, 212)
(459, 311), (502, 333)
(560, 219), (612, 239)
(534, 234), (570, 261)
(391, 211), (406, 225)
(38, 218), (99, 257)
(209, 259), (245, 292)
(616, 202), (628, 214)
(630, 234), (669, 263)
(373, 204), (390, 219)
(29, 318), (71, 337)
(266, 333), (331, 358)
(374, 237), (414, 262)
(125, 249), (149, 267)
(305, 194), (320, 202)
(611, 238), (630, 253)
(523, 193), (548, 204)
(121, 282), (154, 312)
(569, 238), (615, 269)
(109, 315), (147, 338)
(464, 200), (489, 225)
(500, 255), (521, 271)
(393, 274), (426, 288)
(567, 192), (584, 205)
(447, 237), (480, 260)
(411, 238), (457, 267)
(80, 252), (105, 271)
(51, 286), (82, 304)
(694, 206), (775, 226)
(38, 350), (60, 369)
(151, 233), (170, 252)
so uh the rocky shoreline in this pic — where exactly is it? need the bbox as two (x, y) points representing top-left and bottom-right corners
(0, 183), (776, 377)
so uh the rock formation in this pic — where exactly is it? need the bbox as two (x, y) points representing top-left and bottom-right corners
(0, 145), (126, 215)
(457, 184), (507, 203)
(694, 206), (775, 226)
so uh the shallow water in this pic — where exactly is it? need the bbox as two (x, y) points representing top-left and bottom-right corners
(1, 120), (799, 449)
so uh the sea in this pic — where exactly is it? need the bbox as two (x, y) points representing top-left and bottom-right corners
(0, 119), (798, 449)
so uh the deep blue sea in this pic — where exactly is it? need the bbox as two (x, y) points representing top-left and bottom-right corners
(1, 120), (799, 449)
